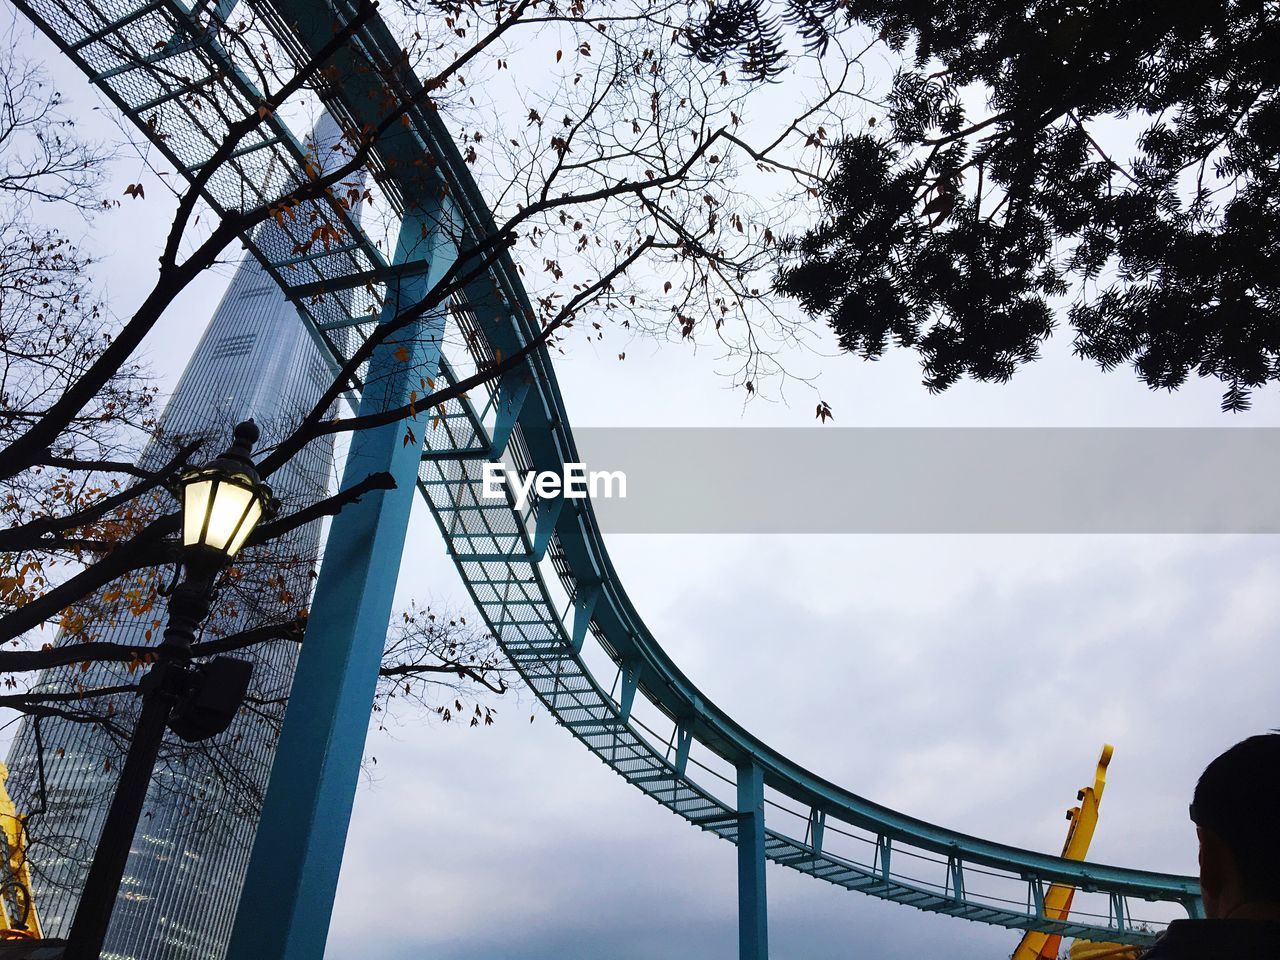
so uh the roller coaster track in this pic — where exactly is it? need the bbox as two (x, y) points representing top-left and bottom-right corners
(12, 0), (1202, 946)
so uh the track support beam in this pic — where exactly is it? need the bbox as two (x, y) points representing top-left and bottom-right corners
(489, 371), (530, 456)
(737, 761), (769, 960)
(225, 210), (451, 960)
(808, 808), (825, 856)
(570, 582), (599, 653)
(674, 724), (693, 775)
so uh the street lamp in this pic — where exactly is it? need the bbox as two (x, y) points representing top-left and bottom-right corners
(64, 421), (274, 960)
(180, 428), (268, 557)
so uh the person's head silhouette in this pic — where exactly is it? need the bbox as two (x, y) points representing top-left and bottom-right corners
(1190, 733), (1280, 920)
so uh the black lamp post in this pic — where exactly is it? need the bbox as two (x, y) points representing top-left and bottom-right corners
(64, 421), (274, 960)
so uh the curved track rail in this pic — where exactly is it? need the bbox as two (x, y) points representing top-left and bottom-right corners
(14, 0), (1201, 944)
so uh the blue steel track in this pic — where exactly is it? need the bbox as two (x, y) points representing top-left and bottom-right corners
(11, 0), (1202, 946)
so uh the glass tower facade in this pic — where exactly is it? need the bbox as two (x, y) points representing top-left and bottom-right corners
(3, 119), (343, 958)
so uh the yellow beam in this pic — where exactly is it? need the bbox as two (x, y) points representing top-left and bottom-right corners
(1011, 745), (1113, 960)
(0, 762), (42, 940)
(1068, 941), (1141, 960)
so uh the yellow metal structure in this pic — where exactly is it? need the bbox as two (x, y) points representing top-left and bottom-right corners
(1011, 745), (1113, 960)
(0, 762), (42, 940)
(1067, 940), (1142, 960)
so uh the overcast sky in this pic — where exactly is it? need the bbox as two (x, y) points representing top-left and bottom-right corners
(5, 5), (1280, 958)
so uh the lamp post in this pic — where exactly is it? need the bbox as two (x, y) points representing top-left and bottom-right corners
(64, 420), (274, 960)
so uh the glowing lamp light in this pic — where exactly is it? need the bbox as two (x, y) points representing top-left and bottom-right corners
(181, 470), (263, 555)
(178, 420), (272, 558)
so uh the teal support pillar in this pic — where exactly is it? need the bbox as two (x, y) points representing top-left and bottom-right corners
(737, 761), (768, 960)
(225, 212), (451, 960)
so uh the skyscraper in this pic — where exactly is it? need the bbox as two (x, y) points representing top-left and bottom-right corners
(3, 119), (343, 959)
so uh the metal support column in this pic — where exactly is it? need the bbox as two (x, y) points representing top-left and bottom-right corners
(737, 761), (769, 960)
(225, 211), (451, 960)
